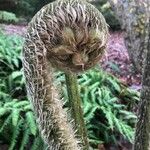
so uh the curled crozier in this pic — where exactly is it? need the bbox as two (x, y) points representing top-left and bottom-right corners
(22, 0), (108, 149)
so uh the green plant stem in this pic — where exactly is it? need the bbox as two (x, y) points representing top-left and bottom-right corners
(65, 72), (89, 150)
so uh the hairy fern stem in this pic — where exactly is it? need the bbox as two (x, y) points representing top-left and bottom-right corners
(22, 0), (108, 149)
(65, 72), (89, 149)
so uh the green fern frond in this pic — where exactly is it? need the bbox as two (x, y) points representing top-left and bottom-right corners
(31, 136), (44, 150)
(19, 128), (30, 150)
(11, 71), (23, 80)
(13, 101), (29, 108)
(4, 100), (18, 107)
(119, 110), (137, 120)
(104, 107), (114, 130)
(25, 111), (37, 136)
(0, 107), (10, 116)
(23, 104), (32, 111)
(113, 115), (134, 142)
(90, 88), (97, 104)
(84, 105), (98, 121)
(0, 114), (12, 133)
(89, 138), (103, 145)
(12, 109), (20, 126)
(119, 121), (134, 142)
(9, 118), (23, 150)
(0, 11), (19, 23)
(80, 79), (92, 86)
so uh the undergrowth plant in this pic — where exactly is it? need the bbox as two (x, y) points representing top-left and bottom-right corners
(0, 99), (46, 150)
(0, 11), (19, 23)
(0, 33), (23, 75)
(0, 33), (139, 149)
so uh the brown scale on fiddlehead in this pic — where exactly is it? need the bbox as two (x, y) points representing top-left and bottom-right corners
(22, 0), (108, 149)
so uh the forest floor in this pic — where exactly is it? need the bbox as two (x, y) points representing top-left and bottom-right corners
(2, 24), (142, 91)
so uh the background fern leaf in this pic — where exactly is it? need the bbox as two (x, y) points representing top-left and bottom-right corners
(9, 118), (23, 150)
(19, 128), (30, 150)
(26, 111), (37, 136)
(31, 136), (45, 150)
(0, 114), (12, 133)
(12, 109), (20, 126)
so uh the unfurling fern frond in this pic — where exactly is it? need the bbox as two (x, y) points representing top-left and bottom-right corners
(23, 0), (109, 149)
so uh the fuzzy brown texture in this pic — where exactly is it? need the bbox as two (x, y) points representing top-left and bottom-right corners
(22, 0), (108, 149)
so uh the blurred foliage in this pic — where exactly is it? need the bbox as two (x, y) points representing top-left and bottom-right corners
(13, 0), (54, 17)
(0, 0), (120, 29)
(0, 33), (138, 149)
(0, 11), (19, 23)
(96, 1), (120, 30)
(0, 33), (23, 77)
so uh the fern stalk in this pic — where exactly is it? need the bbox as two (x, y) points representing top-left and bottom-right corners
(65, 72), (89, 150)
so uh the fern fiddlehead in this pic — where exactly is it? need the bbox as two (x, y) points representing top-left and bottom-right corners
(22, 0), (108, 149)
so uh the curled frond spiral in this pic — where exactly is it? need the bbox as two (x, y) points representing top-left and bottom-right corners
(22, 0), (108, 149)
